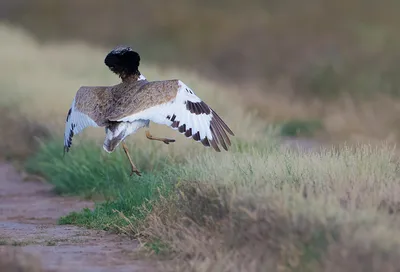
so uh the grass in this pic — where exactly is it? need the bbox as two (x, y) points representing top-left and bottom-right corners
(25, 138), (177, 231)
(3, 23), (400, 271)
(25, 139), (174, 197)
(133, 143), (400, 271)
(24, 133), (400, 271)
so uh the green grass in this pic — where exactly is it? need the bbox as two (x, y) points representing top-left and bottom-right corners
(57, 191), (162, 231)
(145, 239), (170, 256)
(25, 139), (174, 196)
(25, 138), (176, 231)
(277, 119), (324, 137)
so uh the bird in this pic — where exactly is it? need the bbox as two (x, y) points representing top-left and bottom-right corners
(63, 45), (235, 176)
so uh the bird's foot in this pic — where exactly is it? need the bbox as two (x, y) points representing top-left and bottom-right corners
(130, 167), (141, 177)
(162, 138), (176, 145)
(146, 130), (175, 145)
(122, 142), (141, 177)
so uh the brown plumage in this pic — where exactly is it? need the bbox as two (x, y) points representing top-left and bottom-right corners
(70, 80), (179, 126)
(64, 45), (234, 176)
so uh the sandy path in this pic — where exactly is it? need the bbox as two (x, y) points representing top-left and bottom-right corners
(0, 163), (155, 272)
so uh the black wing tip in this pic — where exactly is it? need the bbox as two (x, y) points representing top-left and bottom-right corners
(209, 110), (236, 152)
(211, 109), (235, 136)
(169, 99), (235, 152)
(104, 45), (141, 79)
(64, 123), (75, 157)
(63, 145), (69, 157)
(66, 108), (72, 122)
(186, 102), (235, 148)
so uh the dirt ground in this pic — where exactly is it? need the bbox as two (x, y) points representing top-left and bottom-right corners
(0, 163), (156, 272)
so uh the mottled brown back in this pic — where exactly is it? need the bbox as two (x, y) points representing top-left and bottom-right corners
(107, 79), (179, 121)
(74, 79), (180, 125)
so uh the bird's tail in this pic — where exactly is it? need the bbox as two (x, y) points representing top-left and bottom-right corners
(104, 46), (142, 81)
(103, 122), (128, 153)
(103, 120), (149, 153)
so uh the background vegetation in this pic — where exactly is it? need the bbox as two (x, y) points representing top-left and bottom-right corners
(2, 1), (400, 271)
(3, 0), (400, 98)
(3, 0), (400, 144)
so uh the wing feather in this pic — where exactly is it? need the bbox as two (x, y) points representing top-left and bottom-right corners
(115, 80), (234, 152)
(63, 87), (108, 154)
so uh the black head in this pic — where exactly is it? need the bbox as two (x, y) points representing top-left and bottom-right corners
(104, 46), (141, 79)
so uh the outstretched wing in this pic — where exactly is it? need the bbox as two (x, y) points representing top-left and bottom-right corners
(64, 87), (109, 154)
(113, 80), (235, 152)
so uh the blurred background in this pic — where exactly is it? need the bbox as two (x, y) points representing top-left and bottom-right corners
(1, 0), (400, 148)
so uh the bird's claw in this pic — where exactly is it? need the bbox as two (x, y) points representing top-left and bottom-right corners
(162, 138), (176, 145)
(130, 168), (142, 177)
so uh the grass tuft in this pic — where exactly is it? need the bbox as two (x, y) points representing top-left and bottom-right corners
(26, 138), (177, 231)
(25, 139), (174, 197)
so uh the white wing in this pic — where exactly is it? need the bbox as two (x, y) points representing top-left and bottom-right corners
(64, 96), (99, 154)
(116, 80), (234, 151)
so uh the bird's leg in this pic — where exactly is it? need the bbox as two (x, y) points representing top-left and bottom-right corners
(145, 130), (175, 145)
(122, 142), (141, 176)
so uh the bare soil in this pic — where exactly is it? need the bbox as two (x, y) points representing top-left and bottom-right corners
(0, 163), (156, 272)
